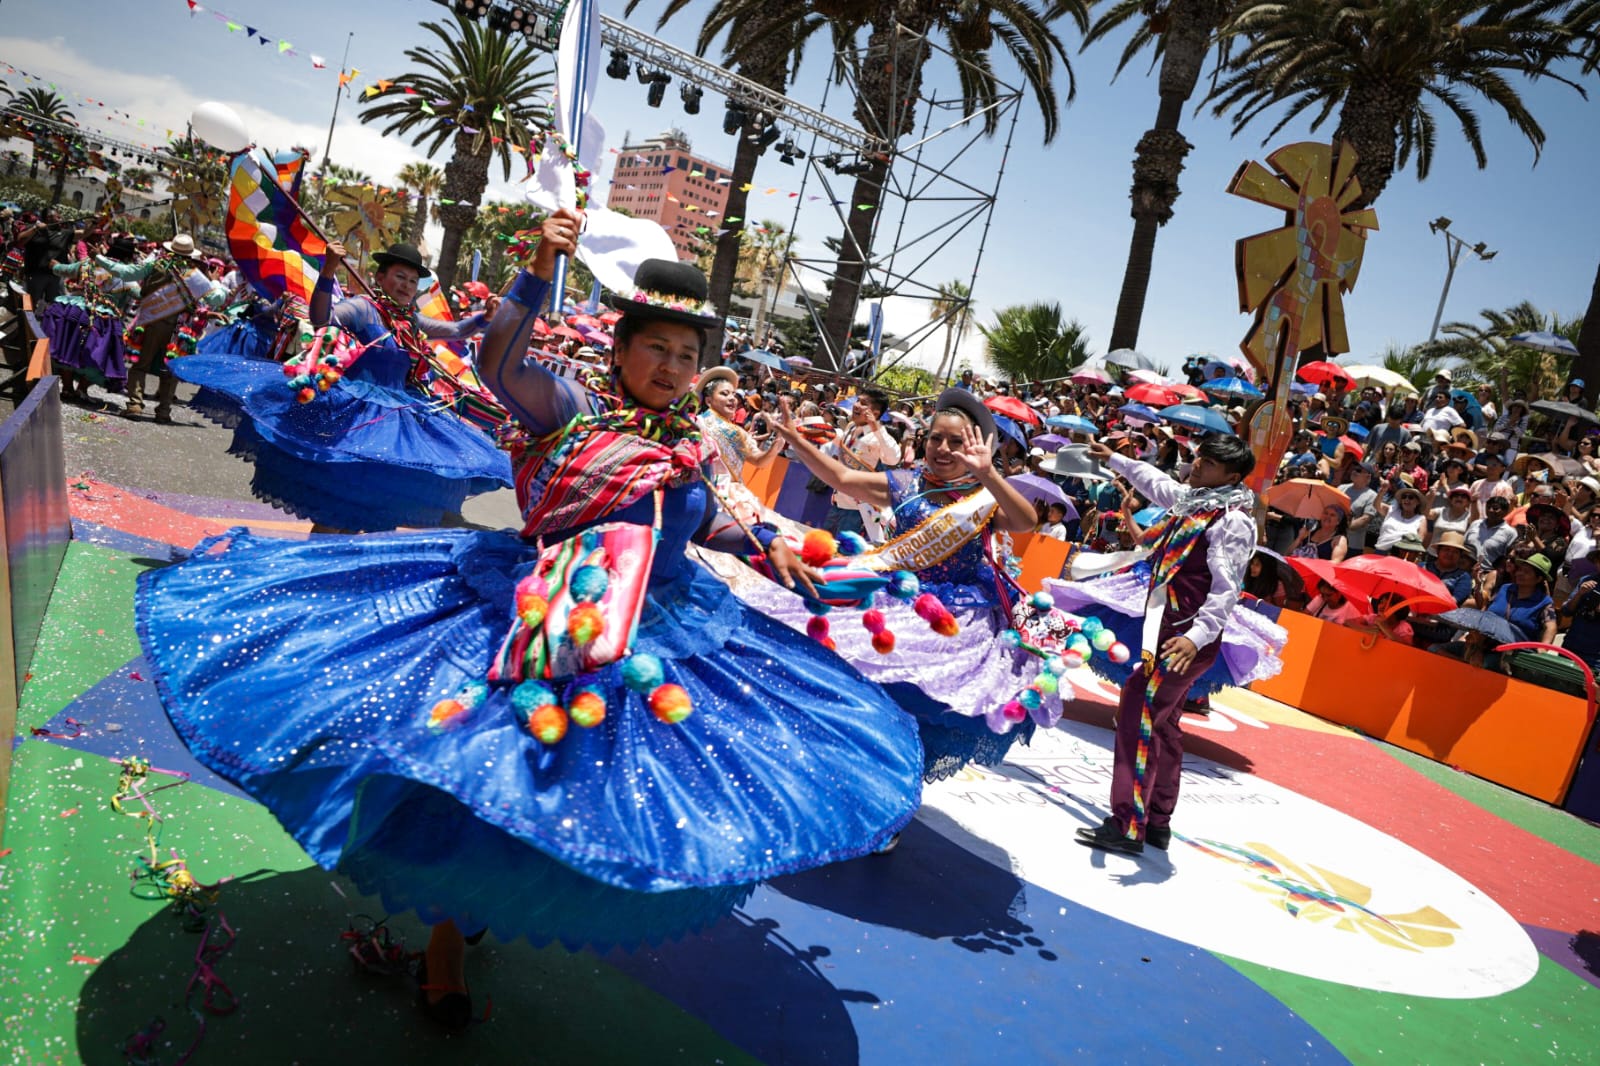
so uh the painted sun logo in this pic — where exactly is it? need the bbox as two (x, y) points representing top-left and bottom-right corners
(1179, 836), (1460, 952)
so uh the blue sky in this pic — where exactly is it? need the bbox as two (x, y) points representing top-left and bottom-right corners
(4, 0), (1598, 375)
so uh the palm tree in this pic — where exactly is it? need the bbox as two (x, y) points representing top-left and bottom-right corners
(817, 1), (1088, 367)
(1083, 0), (1236, 351)
(361, 14), (552, 291)
(979, 301), (1093, 382)
(632, 2), (818, 332)
(929, 277), (973, 384)
(1442, 301), (1581, 404)
(1207, 1), (1588, 211)
(7, 88), (75, 185)
(1376, 341), (1447, 393)
(396, 161), (444, 246)
(1577, 264), (1600, 403)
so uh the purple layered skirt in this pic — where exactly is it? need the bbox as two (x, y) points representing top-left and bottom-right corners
(40, 303), (127, 389)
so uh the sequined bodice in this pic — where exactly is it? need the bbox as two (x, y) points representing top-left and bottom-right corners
(699, 413), (749, 483)
(886, 470), (996, 595)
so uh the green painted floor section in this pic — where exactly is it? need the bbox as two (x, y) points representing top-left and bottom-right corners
(0, 543), (757, 1065)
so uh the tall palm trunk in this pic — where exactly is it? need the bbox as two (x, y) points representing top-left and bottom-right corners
(409, 194), (430, 245)
(1107, 0), (1223, 351)
(435, 133), (491, 293)
(49, 160), (67, 206)
(821, 15), (929, 369)
(1333, 81), (1410, 210)
(1574, 261), (1600, 407)
(709, 28), (792, 349)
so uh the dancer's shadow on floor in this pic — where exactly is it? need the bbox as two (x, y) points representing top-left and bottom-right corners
(769, 809), (1064, 960)
(75, 865), (861, 1065)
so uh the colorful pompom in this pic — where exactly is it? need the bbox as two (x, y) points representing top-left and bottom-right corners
(804, 599), (832, 617)
(517, 574), (550, 599)
(1035, 673), (1058, 695)
(568, 687), (607, 728)
(1044, 655), (1066, 677)
(517, 593), (549, 628)
(1062, 649), (1086, 670)
(1000, 628), (1022, 649)
(527, 703), (568, 744)
(511, 681), (558, 715)
(1108, 642), (1131, 664)
(806, 615), (831, 641)
(871, 630), (896, 655)
(1029, 591), (1054, 611)
(887, 571), (920, 601)
(622, 654), (665, 693)
(567, 602), (606, 645)
(820, 636), (838, 651)
(930, 612), (960, 638)
(649, 683), (693, 724)
(800, 529), (838, 568)
(837, 531), (870, 556)
(296, 387), (315, 404)
(912, 593), (944, 621)
(427, 698), (466, 731)
(568, 564), (610, 604)
(1018, 687), (1043, 712)
(1002, 700), (1027, 723)
(1091, 629), (1116, 652)
(860, 608), (886, 634)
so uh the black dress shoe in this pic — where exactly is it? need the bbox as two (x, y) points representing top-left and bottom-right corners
(1146, 825), (1171, 851)
(1074, 819), (1144, 855)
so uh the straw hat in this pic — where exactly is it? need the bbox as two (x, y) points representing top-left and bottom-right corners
(1429, 530), (1476, 559)
(161, 233), (203, 259)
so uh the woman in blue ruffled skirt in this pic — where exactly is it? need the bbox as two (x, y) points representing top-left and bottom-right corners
(137, 210), (922, 1030)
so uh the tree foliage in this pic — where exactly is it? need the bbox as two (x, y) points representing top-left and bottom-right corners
(979, 301), (1094, 382)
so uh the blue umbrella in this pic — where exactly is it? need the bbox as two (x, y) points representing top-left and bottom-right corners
(1203, 376), (1263, 399)
(1133, 505), (1167, 527)
(1436, 607), (1523, 645)
(1290, 381), (1317, 397)
(1158, 404), (1236, 435)
(1116, 403), (1161, 424)
(1345, 422), (1370, 440)
(737, 348), (789, 371)
(1450, 388), (1484, 429)
(992, 414), (1029, 448)
(1032, 433), (1073, 452)
(1510, 331), (1579, 358)
(1046, 414), (1098, 435)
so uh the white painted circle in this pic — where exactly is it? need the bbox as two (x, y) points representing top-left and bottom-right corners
(922, 720), (1537, 998)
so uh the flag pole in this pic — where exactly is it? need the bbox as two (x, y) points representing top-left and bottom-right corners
(549, 0), (593, 319)
(318, 32), (355, 178)
(250, 148), (377, 300)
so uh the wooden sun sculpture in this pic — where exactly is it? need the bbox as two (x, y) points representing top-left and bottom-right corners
(169, 172), (223, 237)
(325, 183), (408, 264)
(1228, 141), (1377, 493)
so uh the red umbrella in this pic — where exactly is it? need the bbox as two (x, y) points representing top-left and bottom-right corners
(599, 310), (622, 325)
(1287, 557), (1371, 610)
(1335, 555), (1457, 615)
(567, 313), (603, 329)
(1298, 361), (1354, 389)
(532, 317), (552, 337)
(551, 324), (585, 341)
(1168, 383), (1209, 404)
(983, 395), (1042, 426)
(1125, 383), (1184, 407)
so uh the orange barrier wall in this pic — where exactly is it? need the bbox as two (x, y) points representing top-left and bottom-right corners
(1250, 609), (1592, 804)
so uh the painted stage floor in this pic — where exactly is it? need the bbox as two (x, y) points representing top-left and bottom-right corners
(2, 482), (1598, 1064)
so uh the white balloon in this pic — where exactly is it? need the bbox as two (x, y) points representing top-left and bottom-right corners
(189, 102), (250, 152)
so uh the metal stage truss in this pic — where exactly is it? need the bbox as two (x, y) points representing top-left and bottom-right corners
(443, 4), (1018, 380)
(0, 112), (184, 170)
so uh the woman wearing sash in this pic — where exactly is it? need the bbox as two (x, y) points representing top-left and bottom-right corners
(135, 209), (921, 1030)
(751, 390), (1055, 781)
(170, 240), (512, 532)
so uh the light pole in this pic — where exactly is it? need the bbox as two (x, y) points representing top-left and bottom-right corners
(1427, 216), (1496, 342)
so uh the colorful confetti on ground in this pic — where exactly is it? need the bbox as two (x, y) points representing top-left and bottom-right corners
(1, 486), (1596, 1063)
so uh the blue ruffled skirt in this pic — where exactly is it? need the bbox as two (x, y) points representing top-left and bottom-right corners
(135, 528), (923, 949)
(197, 318), (275, 360)
(173, 353), (512, 531)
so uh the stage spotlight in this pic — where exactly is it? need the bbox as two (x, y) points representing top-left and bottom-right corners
(836, 157), (873, 176)
(818, 152), (842, 170)
(681, 84), (703, 115)
(637, 63), (654, 85)
(753, 122), (781, 150)
(646, 73), (671, 108)
(452, 0), (490, 19)
(607, 49), (630, 80)
(722, 102), (747, 135)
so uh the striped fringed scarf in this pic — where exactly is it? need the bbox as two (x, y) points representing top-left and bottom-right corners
(1123, 483), (1255, 841)
(515, 369), (705, 541)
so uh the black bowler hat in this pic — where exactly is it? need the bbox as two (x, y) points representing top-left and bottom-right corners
(933, 387), (997, 444)
(371, 242), (432, 278)
(615, 258), (721, 330)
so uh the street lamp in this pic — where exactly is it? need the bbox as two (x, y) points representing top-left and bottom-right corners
(1427, 217), (1496, 342)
